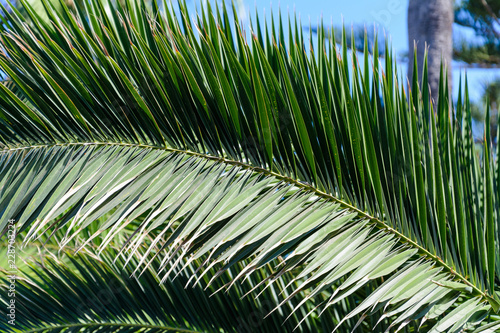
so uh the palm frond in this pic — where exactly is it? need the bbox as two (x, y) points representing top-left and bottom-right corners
(0, 0), (499, 330)
(0, 248), (328, 333)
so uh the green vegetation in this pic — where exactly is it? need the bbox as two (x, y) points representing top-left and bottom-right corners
(1, 0), (500, 331)
(455, 0), (500, 66)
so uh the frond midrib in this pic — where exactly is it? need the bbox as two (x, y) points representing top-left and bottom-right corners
(2, 140), (490, 303)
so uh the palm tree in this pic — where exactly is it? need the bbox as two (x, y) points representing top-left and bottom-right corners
(1, 0), (500, 331)
(407, 0), (454, 99)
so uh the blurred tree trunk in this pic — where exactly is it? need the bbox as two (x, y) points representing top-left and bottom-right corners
(407, 0), (453, 99)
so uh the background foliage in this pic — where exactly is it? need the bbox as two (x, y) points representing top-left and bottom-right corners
(1, 0), (500, 331)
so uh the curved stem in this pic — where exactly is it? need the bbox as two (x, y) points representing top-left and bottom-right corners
(1, 141), (491, 303)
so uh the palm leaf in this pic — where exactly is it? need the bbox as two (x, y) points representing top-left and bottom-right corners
(0, 0), (499, 330)
(1, 220), (392, 332)
(0, 248), (333, 332)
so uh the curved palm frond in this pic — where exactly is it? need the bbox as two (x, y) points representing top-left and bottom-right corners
(0, 0), (499, 330)
(2, 246), (352, 333)
(1, 222), (395, 332)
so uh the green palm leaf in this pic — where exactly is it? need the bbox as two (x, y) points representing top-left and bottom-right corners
(1, 248), (335, 333)
(0, 0), (499, 331)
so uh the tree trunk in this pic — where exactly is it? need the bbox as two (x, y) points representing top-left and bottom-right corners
(407, 0), (453, 100)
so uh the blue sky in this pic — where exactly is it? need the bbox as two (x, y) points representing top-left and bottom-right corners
(247, 0), (408, 51)
(230, 0), (500, 103)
